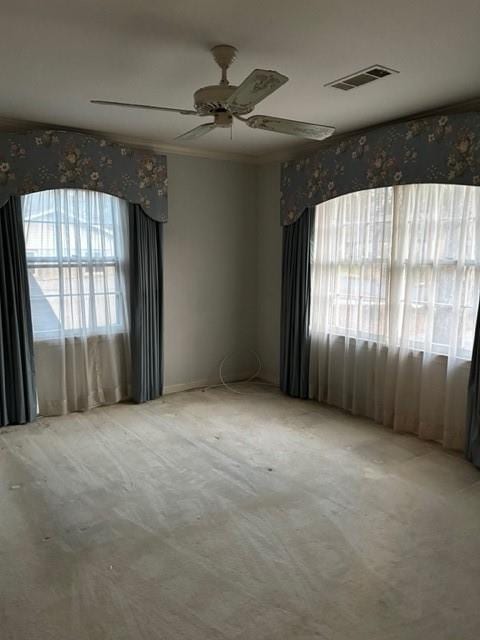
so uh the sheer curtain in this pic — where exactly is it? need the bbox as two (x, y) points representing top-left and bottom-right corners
(22, 189), (130, 416)
(309, 183), (480, 450)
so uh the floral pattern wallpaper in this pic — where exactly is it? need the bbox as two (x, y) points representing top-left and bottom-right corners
(0, 129), (168, 221)
(281, 111), (480, 225)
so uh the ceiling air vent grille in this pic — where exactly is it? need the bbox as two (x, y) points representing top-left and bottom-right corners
(326, 65), (398, 91)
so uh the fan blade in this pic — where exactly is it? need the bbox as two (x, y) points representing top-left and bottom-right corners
(225, 69), (288, 111)
(175, 123), (217, 141)
(245, 115), (335, 141)
(90, 99), (197, 115)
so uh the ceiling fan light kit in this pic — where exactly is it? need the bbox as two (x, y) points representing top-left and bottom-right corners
(91, 45), (335, 143)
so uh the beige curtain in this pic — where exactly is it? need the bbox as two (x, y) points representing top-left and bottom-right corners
(309, 184), (480, 450)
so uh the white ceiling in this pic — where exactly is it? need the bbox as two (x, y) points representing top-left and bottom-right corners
(2, 0), (480, 159)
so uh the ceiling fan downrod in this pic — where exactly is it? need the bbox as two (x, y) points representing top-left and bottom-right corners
(210, 44), (238, 86)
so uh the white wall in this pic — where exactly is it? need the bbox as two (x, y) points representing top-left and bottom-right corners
(255, 162), (282, 384)
(163, 153), (257, 393)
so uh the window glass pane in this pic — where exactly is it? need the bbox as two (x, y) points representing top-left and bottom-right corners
(62, 295), (88, 332)
(408, 266), (432, 304)
(435, 267), (455, 304)
(25, 222), (57, 259)
(459, 307), (476, 356)
(439, 218), (461, 261)
(432, 306), (452, 351)
(336, 265), (359, 296)
(29, 291), (62, 336)
(332, 295), (349, 331)
(29, 266), (60, 297)
(94, 293), (120, 328)
(62, 266), (86, 296)
(463, 267), (479, 309)
(22, 189), (127, 339)
(407, 303), (427, 344)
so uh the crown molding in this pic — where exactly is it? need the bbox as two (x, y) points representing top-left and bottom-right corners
(3, 95), (478, 168)
(0, 115), (259, 164)
(256, 141), (319, 165)
(256, 95), (480, 165)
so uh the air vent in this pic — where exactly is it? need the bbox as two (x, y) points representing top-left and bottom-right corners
(368, 67), (392, 78)
(325, 65), (398, 91)
(331, 82), (354, 91)
(345, 73), (376, 87)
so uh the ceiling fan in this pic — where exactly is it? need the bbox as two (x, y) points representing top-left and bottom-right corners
(91, 45), (335, 142)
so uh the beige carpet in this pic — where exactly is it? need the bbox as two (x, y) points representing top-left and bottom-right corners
(1, 386), (480, 639)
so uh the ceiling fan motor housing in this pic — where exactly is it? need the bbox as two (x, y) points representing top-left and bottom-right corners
(193, 85), (253, 116)
(214, 111), (233, 128)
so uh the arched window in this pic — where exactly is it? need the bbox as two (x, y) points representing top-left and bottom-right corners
(21, 189), (130, 416)
(309, 183), (480, 449)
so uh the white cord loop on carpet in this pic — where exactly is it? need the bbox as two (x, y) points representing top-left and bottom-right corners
(205, 349), (276, 395)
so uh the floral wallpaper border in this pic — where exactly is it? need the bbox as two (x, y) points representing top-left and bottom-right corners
(0, 129), (168, 221)
(281, 111), (480, 225)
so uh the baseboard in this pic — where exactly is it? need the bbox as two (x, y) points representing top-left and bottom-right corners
(163, 380), (213, 395)
(163, 371), (254, 395)
(258, 369), (280, 386)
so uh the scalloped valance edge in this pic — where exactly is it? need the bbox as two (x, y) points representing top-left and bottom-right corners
(0, 128), (168, 222)
(280, 111), (480, 225)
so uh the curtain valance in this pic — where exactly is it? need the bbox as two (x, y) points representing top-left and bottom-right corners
(281, 111), (480, 225)
(0, 129), (168, 222)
